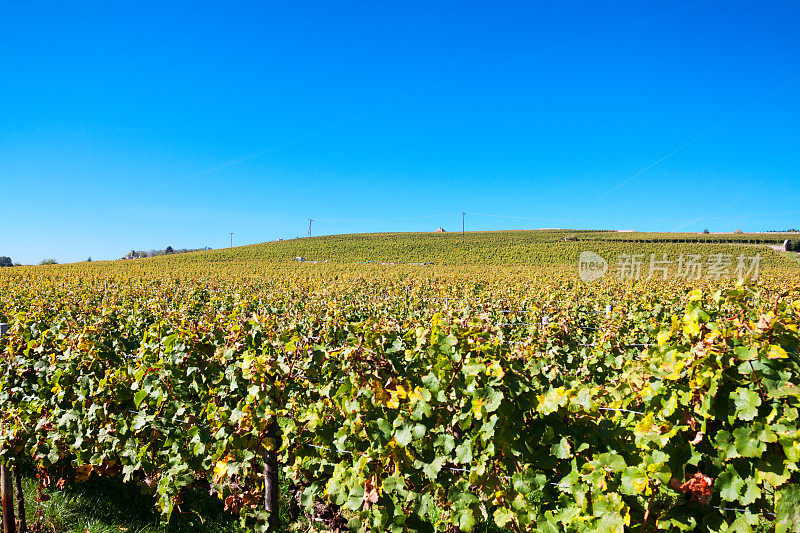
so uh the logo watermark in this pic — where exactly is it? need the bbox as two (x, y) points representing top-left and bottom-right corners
(578, 252), (761, 283)
(578, 251), (609, 282)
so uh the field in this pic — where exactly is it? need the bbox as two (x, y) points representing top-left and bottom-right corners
(1, 230), (800, 532)
(138, 229), (799, 267)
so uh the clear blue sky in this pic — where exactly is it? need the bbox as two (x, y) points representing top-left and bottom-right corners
(1, 1), (799, 264)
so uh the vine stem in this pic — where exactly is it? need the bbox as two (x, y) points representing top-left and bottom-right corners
(748, 360), (768, 403)
(640, 490), (655, 533)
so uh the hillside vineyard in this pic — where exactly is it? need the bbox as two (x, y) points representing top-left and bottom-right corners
(1, 233), (799, 532)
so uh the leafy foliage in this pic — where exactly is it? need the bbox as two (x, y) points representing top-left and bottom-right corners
(0, 240), (799, 531)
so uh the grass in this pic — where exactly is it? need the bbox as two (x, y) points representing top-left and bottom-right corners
(16, 473), (243, 533)
(12, 462), (307, 533)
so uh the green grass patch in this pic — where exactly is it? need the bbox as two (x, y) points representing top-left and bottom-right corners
(16, 474), (243, 533)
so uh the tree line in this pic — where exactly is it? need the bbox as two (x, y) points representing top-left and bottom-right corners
(122, 246), (211, 259)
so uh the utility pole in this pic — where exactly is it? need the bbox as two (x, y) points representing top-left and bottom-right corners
(230, 233), (233, 248)
(308, 218), (313, 238)
(462, 212), (465, 236)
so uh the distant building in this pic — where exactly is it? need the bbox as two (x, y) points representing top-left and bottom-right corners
(434, 227), (446, 233)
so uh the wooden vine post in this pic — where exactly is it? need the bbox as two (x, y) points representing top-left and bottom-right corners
(0, 466), (14, 533)
(263, 416), (280, 532)
(12, 471), (23, 533)
(0, 465), (14, 533)
(0, 323), (17, 533)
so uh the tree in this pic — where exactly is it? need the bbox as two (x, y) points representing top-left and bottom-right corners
(86, 257), (92, 262)
(39, 259), (58, 265)
(165, 246), (174, 254)
(703, 229), (709, 234)
(0, 256), (12, 267)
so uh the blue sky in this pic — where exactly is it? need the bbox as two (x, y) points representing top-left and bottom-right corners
(1, 1), (799, 264)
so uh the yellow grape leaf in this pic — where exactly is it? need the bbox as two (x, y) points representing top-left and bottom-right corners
(213, 456), (231, 482)
(682, 321), (700, 338)
(657, 329), (671, 348)
(634, 413), (658, 440)
(537, 387), (568, 415)
(633, 475), (649, 494)
(665, 359), (686, 381)
(472, 397), (485, 419)
(372, 380), (390, 405)
(406, 386), (424, 404)
(487, 360), (505, 379)
(768, 345), (788, 359)
(387, 384), (408, 409)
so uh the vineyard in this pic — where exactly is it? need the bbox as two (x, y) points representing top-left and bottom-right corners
(1, 233), (800, 532)
(133, 230), (800, 268)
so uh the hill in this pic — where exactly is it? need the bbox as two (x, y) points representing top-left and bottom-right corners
(8, 230), (799, 279)
(136, 229), (799, 273)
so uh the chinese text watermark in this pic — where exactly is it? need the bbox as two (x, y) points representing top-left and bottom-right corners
(579, 251), (760, 283)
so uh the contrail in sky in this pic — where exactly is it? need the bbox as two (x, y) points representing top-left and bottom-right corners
(195, 0), (725, 177)
(594, 71), (800, 203)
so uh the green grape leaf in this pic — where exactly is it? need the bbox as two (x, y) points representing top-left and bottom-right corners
(717, 468), (745, 502)
(732, 387), (761, 421)
(134, 389), (148, 409)
(776, 485), (800, 533)
(455, 440), (473, 464)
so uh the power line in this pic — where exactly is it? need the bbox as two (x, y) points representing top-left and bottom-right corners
(314, 213), (456, 223)
(464, 210), (800, 224)
(302, 209), (800, 235)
